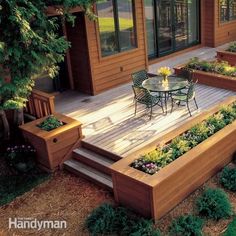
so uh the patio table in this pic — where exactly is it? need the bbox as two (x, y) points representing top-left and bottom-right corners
(142, 75), (189, 114)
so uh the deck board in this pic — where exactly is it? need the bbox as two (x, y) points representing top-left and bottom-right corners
(56, 44), (235, 157)
(56, 83), (236, 157)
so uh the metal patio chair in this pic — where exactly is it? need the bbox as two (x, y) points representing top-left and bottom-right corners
(131, 70), (149, 87)
(132, 85), (164, 119)
(170, 80), (198, 116)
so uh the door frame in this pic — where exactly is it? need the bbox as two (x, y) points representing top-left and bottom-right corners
(147, 0), (200, 59)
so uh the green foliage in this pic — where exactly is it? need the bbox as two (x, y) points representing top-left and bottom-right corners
(85, 203), (117, 235)
(169, 137), (191, 160)
(196, 188), (233, 220)
(168, 215), (204, 236)
(5, 144), (36, 173)
(220, 167), (236, 191)
(227, 41), (236, 53)
(206, 113), (226, 132)
(220, 105), (236, 125)
(224, 217), (236, 236)
(185, 57), (236, 77)
(131, 102), (236, 175)
(85, 203), (161, 236)
(37, 115), (64, 131)
(0, 171), (50, 206)
(0, 0), (97, 110)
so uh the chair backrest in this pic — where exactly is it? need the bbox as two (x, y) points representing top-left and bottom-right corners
(179, 68), (194, 82)
(131, 70), (148, 87)
(24, 89), (55, 119)
(132, 85), (152, 105)
(187, 80), (198, 100)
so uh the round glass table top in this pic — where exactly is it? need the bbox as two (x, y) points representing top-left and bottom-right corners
(142, 76), (189, 92)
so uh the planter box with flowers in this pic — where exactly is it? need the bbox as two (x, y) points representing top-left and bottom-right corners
(217, 42), (236, 66)
(174, 57), (236, 91)
(20, 113), (82, 171)
(111, 97), (236, 220)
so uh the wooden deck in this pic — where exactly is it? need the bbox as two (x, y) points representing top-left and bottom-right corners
(56, 83), (236, 157)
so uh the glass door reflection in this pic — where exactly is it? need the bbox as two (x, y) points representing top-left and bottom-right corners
(158, 0), (174, 55)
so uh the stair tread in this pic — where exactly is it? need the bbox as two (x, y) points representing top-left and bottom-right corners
(64, 159), (113, 189)
(73, 147), (114, 167)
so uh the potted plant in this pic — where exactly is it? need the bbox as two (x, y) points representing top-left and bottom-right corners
(174, 57), (236, 91)
(20, 113), (83, 171)
(217, 42), (236, 66)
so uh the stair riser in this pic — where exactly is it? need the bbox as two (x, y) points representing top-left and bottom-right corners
(81, 141), (122, 162)
(64, 164), (113, 191)
(72, 153), (112, 175)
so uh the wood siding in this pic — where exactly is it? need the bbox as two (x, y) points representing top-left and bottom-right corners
(202, 0), (215, 47)
(66, 13), (93, 94)
(214, 1), (236, 47)
(85, 0), (148, 95)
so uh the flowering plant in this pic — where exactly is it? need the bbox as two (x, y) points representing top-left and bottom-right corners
(5, 144), (36, 172)
(158, 67), (172, 77)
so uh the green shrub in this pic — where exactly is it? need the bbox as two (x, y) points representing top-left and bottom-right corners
(85, 203), (117, 235)
(169, 137), (191, 160)
(206, 113), (226, 132)
(37, 115), (64, 131)
(227, 42), (236, 53)
(186, 122), (212, 144)
(220, 106), (236, 125)
(185, 57), (236, 77)
(220, 167), (236, 191)
(123, 218), (161, 236)
(224, 217), (236, 236)
(169, 215), (204, 236)
(85, 203), (161, 236)
(196, 188), (233, 220)
(131, 102), (236, 175)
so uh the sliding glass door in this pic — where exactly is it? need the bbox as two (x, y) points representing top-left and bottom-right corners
(145, 0), (200, 58)
(158, 0), (174, 54)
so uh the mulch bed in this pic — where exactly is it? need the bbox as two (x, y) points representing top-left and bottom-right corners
(0, 162), (235, 235)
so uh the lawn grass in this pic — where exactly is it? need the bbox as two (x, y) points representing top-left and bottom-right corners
(98, 17), (133, 32)
(0, 172), (50, 206)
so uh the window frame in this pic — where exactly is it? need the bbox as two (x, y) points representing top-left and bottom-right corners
(96, 0), (137, 58)
(220, 0), (236, 23)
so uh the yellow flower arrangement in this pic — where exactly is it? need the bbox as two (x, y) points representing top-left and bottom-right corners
(158, 67), (172, 77)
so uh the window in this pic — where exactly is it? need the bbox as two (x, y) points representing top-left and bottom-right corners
(97, 0), (137, 57)
(220, 0), (236, 22)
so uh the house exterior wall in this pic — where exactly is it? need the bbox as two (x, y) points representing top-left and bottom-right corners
(48, 1), (236, 95)
(214, 1), (236, 47)
(85, 0), (148, 95)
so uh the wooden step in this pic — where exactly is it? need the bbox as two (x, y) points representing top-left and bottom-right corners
(72, 148), (114, 175)
(64, 159), (113, 190)
(81, 141), (122, 162)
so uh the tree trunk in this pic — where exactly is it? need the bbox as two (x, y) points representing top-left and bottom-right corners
(13, 108), (24, 127)
(0, 109), (10, 140)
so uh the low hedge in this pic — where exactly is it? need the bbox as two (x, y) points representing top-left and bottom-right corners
(196, 188), (233, 220)
(85, 203), (161, 236)
(169, 215), (204, 236)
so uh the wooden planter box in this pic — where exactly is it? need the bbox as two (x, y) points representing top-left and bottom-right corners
(111, 97), (236, 220)
(174, 66), (236, 92)
(217, 50), (236, 66)
(20, 113), (82, 171)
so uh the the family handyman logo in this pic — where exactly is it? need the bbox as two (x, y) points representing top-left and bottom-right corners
(9, 217), (67, 231)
